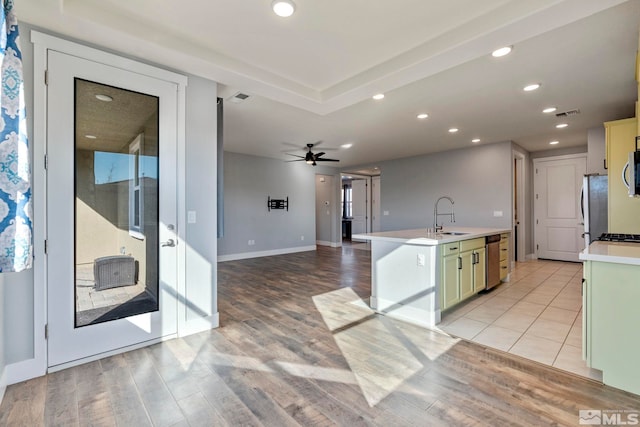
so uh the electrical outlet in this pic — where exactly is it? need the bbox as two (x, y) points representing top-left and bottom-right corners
(417, 253), (426, 266)
(493, 211), (503, 217)
(248, 240), (255, 246)
(383, 210), (390, 216)
(187, 210), (197, 223)
(301, 236), (305, 241)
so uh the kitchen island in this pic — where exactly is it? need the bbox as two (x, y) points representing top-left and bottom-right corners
(353, 227), (511, 329)
(580, 241), (640, 396)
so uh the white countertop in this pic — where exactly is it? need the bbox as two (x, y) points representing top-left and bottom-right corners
(579, 241), (640, 266)
(352, 226), (511, 246)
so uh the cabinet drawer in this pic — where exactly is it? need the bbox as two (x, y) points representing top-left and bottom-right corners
(460, 237), (484, 252)
(499, 245), (508, 261)
(442, 242), (460, 254)
(500, 260), (508, 279)
(500, 233), (509, 242)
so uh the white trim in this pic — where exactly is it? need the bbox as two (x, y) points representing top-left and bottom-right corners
(513, 151), (526, 263)
(532, 153), (587, 164)
(316, 240), (341, 247)
(217, 245), (317, 262)
(0, 366), (6, 404)
(526, 253), (538, 260)
(47, 335), (176, 373)
(370, 296), (441, 329)
(30, 31), (188, 86)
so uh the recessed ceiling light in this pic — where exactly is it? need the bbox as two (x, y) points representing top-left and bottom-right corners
(272, 0), (295, 17)
(542, 107), (557, 114)
(341, 143), (353, 149)
(472, 138), (481, 143)
(85, 135), (97, 139)
(372, 93), (385, 100)
(417, 113), (428, 119)
(448, 128), (459, 133)
(95, 94), (113, 102)
(556, 123), (568, 129)
(523, 83), (541, 92)
(549, 140), (559, 145)
(491, 46), (512, 57)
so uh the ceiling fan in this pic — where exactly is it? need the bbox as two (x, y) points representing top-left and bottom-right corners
(286, 142), (339, 166)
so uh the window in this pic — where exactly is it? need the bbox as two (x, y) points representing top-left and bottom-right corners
(129, 134), (144, 239)
(342, 184), (352, 218)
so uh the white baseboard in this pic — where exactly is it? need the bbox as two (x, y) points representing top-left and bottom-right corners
(0, 366), (6, 406)
(526, 253), (538, 260)
(217, 245), (317, 262)
(316, 240), (341, 248)
(5, 356), (46, 386)
(179, 312), (219, 336)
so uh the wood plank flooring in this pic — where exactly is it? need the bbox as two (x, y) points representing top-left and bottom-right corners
(1, 246), (640, 426)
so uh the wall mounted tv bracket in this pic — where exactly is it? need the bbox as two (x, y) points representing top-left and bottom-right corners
(268, 196), (289, 211)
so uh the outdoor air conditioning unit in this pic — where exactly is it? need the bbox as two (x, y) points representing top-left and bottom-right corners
(94, 255), (136, 291)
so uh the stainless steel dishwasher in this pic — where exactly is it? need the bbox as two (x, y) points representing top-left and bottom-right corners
(485, 234), (501, 290)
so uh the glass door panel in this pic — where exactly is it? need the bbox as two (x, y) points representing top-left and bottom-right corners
(74, 79), (160, 327)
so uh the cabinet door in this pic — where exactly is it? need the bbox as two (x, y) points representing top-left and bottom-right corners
(459, 250), (474, 300)
(473, 247), (486, 293)
(441, 254), (460, 310)
(606, 118), (640, 233)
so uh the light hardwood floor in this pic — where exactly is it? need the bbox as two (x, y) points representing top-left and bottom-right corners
(1, 246), (639, 426)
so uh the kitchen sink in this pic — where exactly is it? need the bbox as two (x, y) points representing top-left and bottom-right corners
(440, 231), (469, 235)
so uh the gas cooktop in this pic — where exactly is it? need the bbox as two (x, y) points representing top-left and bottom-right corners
(598, 233), (640, 243)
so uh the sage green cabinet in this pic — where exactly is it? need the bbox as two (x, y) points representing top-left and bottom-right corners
(583, 260), (640, 396)
(440, 238), (486, 310)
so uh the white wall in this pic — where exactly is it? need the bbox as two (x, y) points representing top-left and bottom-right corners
(218, 152), (338, 259)
(377, 141), (514, 231)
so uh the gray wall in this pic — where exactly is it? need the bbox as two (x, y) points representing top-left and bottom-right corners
(4, 24), (219, 368)
(587, 126), (607, 174)
(377, 141), (513, 231)
(218, 152), (337, 257)
(185, 76), (218, 321)
(512, 143), (534, 256)
(0, 274), (5, 394)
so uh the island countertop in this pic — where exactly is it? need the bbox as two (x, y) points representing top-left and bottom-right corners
(579, 240), (640, 266)
(352, 226), (511, 246)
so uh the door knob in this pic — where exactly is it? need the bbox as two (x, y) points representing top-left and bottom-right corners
(162, 239), (176, 247)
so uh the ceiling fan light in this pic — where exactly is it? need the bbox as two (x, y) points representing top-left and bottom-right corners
(306, 160), (314, 165)
(272, 0), (295, 17)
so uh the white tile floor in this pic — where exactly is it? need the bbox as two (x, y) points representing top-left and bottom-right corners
(438, 259), (602, 381)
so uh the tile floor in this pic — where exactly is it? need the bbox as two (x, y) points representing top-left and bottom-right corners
(75, 263), (147, 312)
(438, 259), (602, 381)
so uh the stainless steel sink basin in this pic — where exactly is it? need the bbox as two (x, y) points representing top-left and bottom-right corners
(440, 231), (469, 235)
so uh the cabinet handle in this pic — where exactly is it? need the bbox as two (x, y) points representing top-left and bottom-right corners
(501, 266), (507, 269)
(604, 158), (607, 170)
(450, 247), (458, 251)
(501, 248), (508, 251)
(458, 257), (462, 270)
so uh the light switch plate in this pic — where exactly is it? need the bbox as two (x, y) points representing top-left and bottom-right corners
(187, 211), (197, 223)
(493, 210), (503, 217)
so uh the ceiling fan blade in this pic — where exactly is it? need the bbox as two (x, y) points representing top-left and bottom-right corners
(282, 142), (303, 149)
(315, 158), (339, 162)
(315, 152), (326, 158)
(285, 159), (305, 162)
(286, 153), (305, 159)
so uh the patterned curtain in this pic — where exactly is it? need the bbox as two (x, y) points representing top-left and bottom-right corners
(0, 0), (31, 272)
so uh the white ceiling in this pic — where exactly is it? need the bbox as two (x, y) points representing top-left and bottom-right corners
(19, 0), (640, 167)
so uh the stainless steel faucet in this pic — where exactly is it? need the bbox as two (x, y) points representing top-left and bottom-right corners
(433, 196), (455, 231)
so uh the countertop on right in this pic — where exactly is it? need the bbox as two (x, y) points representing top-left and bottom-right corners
(579, 241), (640, 266)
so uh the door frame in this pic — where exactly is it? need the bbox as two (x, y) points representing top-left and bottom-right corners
(533, 153), (587, 262)
(25, 31), (187, 378)
(513, 151), (526, 262)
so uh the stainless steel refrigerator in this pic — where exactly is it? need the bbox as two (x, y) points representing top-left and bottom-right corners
(582, 174), (608, 247)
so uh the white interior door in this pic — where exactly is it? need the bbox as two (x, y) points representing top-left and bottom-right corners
(534, 155), (587, 262)
(351, 179), (368, 235)
(46, 50), (179, 368)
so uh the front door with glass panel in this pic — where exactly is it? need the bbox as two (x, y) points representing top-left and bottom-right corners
(46, 50), (178, 368)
